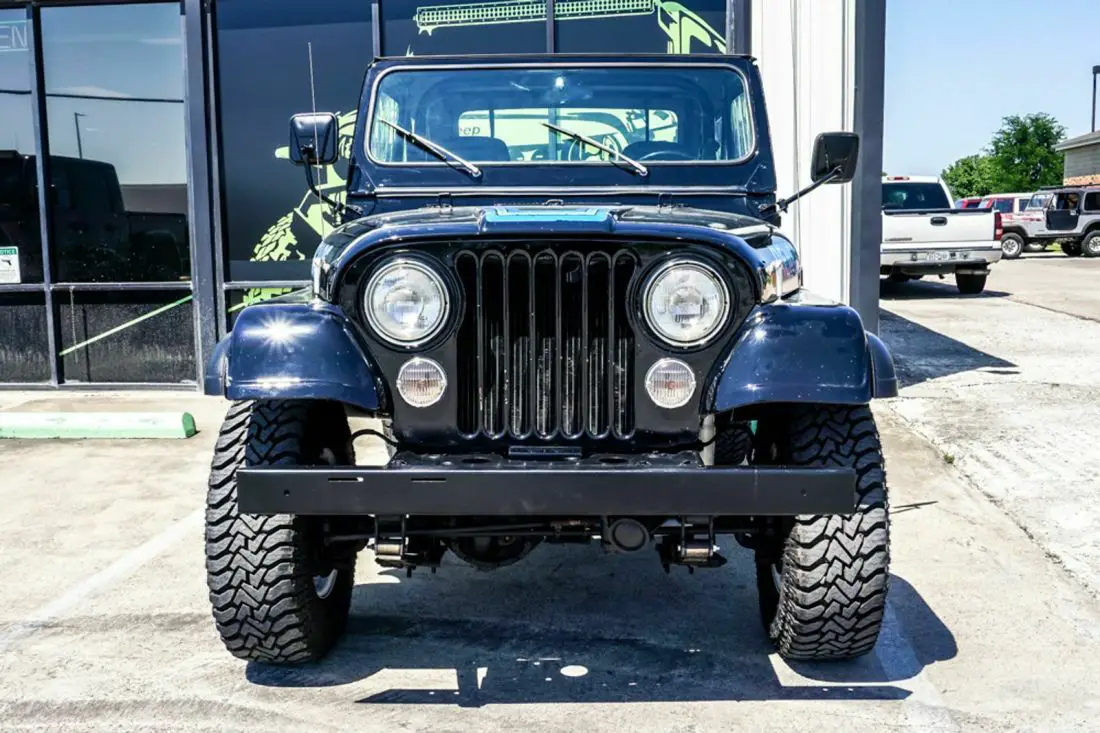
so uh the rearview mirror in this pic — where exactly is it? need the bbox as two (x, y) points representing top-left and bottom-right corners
(810, 132), (859, 183)
(288, 112), (338, 166)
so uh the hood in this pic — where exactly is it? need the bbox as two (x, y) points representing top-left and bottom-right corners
(311, 204), (797, 303)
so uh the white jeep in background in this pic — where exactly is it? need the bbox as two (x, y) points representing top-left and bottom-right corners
(881, 175), (1002, 294)
(1000, 186), (1100, 258)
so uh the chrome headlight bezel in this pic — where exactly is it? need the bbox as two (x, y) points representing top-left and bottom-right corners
(641, 258), (731, 348)
(363, 257), (451, 348)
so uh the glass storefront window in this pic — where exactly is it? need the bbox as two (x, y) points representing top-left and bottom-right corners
(0, 9), (43, 285)
(215, 0), (372, 283)
(0, 292), (50, 383)
(381, 0), (545, 56)
(41, 3), (189, 284)
(554, 0), (729, 54)
(57, 289), (196, 383)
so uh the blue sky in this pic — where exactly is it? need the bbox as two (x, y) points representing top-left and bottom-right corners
(884, 0), (1099, 176)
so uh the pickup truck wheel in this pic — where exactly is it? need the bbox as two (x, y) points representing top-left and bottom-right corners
(753, 405), (889, 660)
(1000, 233), (1024, 259)
(956, 273), (987, 295)
(206, 399), (356, 665)
(1082, 233), (1100, 258)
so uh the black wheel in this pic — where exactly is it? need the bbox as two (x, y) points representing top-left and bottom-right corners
(752, 405), (889, 660)
(999, 233), (1025, 259)
(1062, 241), (1083, 257)
(886, 272), (910, 284)
(956, 273), (987, 294)
(1082, 232), (1100, 258)
(714, 422), (754, 466)
(206, 399), (356, 664)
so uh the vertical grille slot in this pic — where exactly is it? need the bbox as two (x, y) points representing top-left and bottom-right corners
(455, 252), (479, 436)
(612, 253), (636, 438)
(586, 253), (610, 437)
(481, 252), (505, 438)
(533, 252), (557, 438)
(559, 252), (585, 438)
(456, 246), (636, 442)
(507, 252), (532, 437)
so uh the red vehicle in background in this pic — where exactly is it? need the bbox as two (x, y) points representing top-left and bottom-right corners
(956, 196), (985, 209)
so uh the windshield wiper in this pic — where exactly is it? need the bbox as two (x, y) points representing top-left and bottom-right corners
(378, 118), (482, 178)
(542, 121), (648, 177)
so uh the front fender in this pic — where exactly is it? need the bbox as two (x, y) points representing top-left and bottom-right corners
(203, 302), (385, 413)
(708, 299), (898, 412)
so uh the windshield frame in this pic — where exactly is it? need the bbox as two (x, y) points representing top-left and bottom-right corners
(363, 61), (758, 171)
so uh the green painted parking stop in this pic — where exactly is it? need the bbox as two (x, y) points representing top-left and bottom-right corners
(0, 412), (198, 439)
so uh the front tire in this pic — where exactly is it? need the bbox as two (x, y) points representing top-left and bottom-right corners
(206, 399), (356, 664)
(1000, 233), (1025, 259)
(753, 405), (889, 660)
(956, 272), (987, 294)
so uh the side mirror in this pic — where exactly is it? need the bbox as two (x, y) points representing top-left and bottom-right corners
(288, 112), (338, 166)
(810, 132), (859, 184)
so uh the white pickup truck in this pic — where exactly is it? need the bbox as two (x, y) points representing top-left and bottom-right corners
(881, 175), (1002, 294)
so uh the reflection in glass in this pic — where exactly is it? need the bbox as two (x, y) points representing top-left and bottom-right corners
(41, 3), (190, 283)
(0, 9), (44, 284)
(58, 289), (196, 383)
(0, 293), (50, 382)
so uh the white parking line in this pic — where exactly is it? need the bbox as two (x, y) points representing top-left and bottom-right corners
(0, 509), (203, 654)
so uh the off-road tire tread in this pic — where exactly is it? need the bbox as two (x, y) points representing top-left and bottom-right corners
(715, 423), (754, 465)
(766, 405), (889, 660)
(205, 400), (354, 664)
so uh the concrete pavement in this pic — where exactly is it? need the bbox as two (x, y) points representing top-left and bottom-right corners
(880, 253), (1100, 601)
(2, 391), (1100, 731)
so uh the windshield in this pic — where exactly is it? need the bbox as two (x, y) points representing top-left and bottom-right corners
(1026, 193), (1052, 210)
(368, 65), (754, 166)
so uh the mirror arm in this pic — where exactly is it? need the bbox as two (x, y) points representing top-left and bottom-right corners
(303, 161), (347, 217)
(759, 166), (842, 217)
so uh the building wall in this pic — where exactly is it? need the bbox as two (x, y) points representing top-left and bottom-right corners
(751, 0), (882, 327)
(1064, 144), (1100, 185)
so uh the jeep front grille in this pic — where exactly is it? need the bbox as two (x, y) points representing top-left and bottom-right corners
(454, 247), (638, 441)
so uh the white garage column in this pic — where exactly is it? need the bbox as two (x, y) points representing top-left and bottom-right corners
(747, 0), (885, 332)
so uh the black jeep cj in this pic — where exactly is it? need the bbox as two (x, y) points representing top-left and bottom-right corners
(203, 54), (898, 665)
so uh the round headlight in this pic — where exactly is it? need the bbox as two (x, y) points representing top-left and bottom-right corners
(364, 259), (449, 346)
(642, 260), (730, 347)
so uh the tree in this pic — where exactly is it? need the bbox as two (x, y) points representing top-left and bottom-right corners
(987, 113), (1067, 192)
(941, 154), (996, 199)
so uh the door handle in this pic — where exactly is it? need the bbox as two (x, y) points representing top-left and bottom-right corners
(931, 217), (947, 226)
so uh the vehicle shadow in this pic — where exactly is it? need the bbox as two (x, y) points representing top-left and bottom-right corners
(878, 309), (1017, 388)
(879, 278), (1010, 300)
(244, 546), (956, 707)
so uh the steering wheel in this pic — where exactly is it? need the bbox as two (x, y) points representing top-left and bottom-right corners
(636, 149), (694, 161)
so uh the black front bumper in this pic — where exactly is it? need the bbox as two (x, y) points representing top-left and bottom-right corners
(236, 452), (857, 517)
